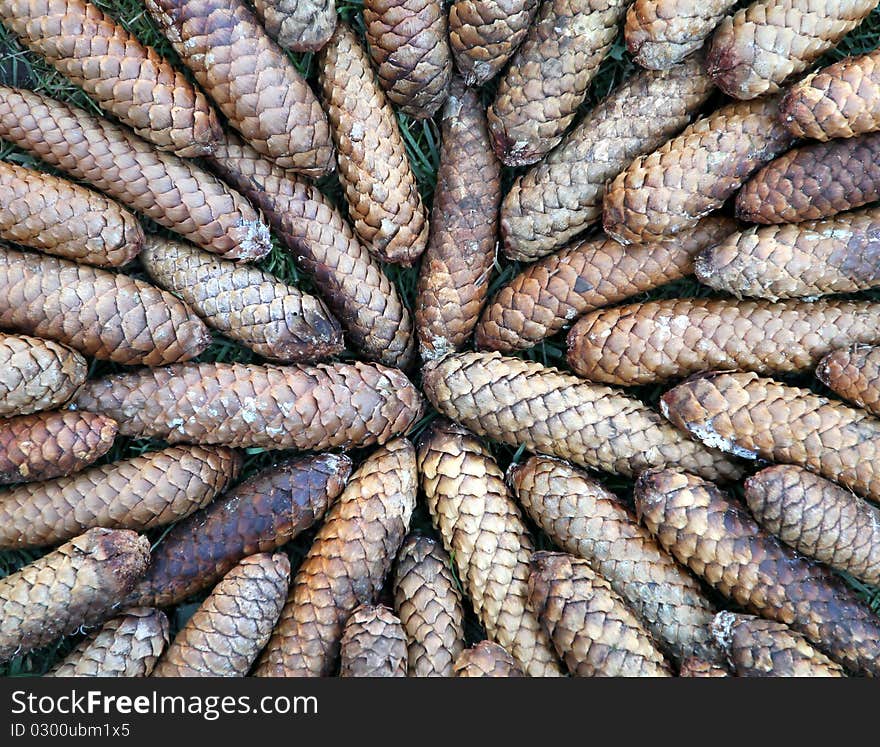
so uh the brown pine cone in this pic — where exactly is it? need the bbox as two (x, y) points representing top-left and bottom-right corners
(0, 410), (117, 485)
(712, 611), (846, 677)
(0, 245), (210, 366)
(250, 0), (336, 52)
(255, 439), (416, 677)
(449, 0), (540, 86)
(635, 468), (880, 676)
(529, 552), (673, 677)
(339, 604), (408, 677)
(567, 297), (880, 385)
(500, 56), (716, 261)
(141, 235), (343, 363)
(0, 160), (142, 267)
(417, 421), (563, 677)
(0, 445), (240, 549)
(817, 345), (880, 416)
(745, 464), (880, 587)
(144, 0), (333, 175)
(72, 361), (424, 450)
(487, 0), (633, 167)
(393, 534), (465, 677)
(0, 333), (86, 417)
(479, 216), (736, 352)
(661, 371), (880, 505)
(0, 0), (221, 156)
(453, 641), (525, 677)
(0, 86), (271, 261)
(0, 528), (150, 663)
(205, 131), (415, 368)
(706, 0), (880, 100)
(421, 351), (743, 481)
(508, 455), (721, 665)
(781, 49), (880, 140)
(415, 79), (501, 361)
(47, 608), (169, 678)
(696, 208), (880, 300)
(151, 553), (290, 677)
(625, 0), (738, 69)
(127, 453), (350, 608)
(364, 0), (452, 119)
(736, 132), (880, 224)
(603, 94), (794, 244)
(678, 657), (732, 677)
(318, 23), (428, 265)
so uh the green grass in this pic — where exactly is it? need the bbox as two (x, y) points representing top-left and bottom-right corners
(2, 0), (880, 676)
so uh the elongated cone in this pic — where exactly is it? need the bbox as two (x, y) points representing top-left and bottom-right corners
(364, 0), (452, 119)
(0, 411), (117, 485)
(745, 465), (880, 587)
(603, 95), (794, 245)
(712, 612), (845, 677)
(0, 160), (142, 267)
(318, 24), (428, 265)
(144, 0), (333, 175)
(0, 0), (221, 156)
(393, 534), (465, 677)
(696, 208), (880, 300)
(151, 554), (290, 677)
(205, 131), (415, 368)
(736, 132), (880, 224)
(678, 657), (731, 677)
(48, 608), (169, 677)
(781, 49), (880, 140)
(448, 0), (540, 86)
(0, 86), (271, 261)
(255, 440), (416, 677)
(72, 361), (424, 450)
(528, 552), (672, 677)
(416, 79), (501, 361)
(141, 236), (343, 363)
(487, 0), (633, 166)
(127, 454), (351, 608)
(0, 333), (86, 417)
(0, 527), (150, 663)
(635, 468), (880, 676)
(501, 57), (716, 261)
(625, 0), (738, 69)
(454, 641), (524, 677)
(0, 245), (209, 366)
(251, 0), (336, 52)
(661, 371), (880, 505)
(417, 421), (563, 677)
(0, 445), (240, 549)
(817, 345), (880, 416)
(479, 216), (737, 352)
(339, 604), (408, 677)
(421, 351), (743, 481)
(567, 298), (880, 385)
(508, 455), (720, 664)
(706, 0), (880, 100)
